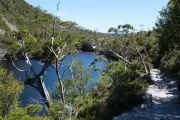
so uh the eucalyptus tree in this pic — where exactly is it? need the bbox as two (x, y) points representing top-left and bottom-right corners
(108, 24), (134, 68)
(0, 67), (23, 118)
(52, 59), (93, 105)
(155, 0), (180, 87)
(108, 24), (150, 74)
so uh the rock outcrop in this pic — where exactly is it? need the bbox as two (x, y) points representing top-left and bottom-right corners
(0, 16), (18, 59)
(0, 48), (6, 60)
(0, 28), (5, 35)
(1, 16), (18, 32)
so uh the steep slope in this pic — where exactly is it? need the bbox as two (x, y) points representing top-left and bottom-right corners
(0, 0), (112, 39)
(0, 0), (108, 59)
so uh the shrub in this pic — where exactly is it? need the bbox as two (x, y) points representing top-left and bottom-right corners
(26, 104), (42, 117)
(76, 98), (106, 120)
(0, 68), (23, 117)
(47, 101), (66, 120)
(105, 80), (147, 120)
(161, 50), (180, 75)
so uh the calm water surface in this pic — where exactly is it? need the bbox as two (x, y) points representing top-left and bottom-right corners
(0, 53), (106, 113)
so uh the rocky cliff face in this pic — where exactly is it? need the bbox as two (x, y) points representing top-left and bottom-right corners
(2, 16), (18, 32)
(0, 48), (6, 60)
(0, 16), (18, 59)
(0, 28), (5, 35)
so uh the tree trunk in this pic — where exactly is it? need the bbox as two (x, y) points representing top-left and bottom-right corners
(135, 46), (149, 73)
(70, 61), (78, 92)
(109, 48), (131, 64)
(55, 59), (65, 102)
(38, 59), (51, 77)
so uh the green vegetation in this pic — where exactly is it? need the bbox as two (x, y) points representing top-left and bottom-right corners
(0, 67), (49, 119)
(155, 0), (180, 88)
(75, 61), (148, 120)
(1, 0), (180, 120)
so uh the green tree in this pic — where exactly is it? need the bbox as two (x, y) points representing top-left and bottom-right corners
(7, 107), (50, 120)
(0, 67), (23, 118)
(53, 59), (93, 104)
(47, 101), (66, 120)
(155, 0), (180, 88)
(26, 104), (42, 117)
(155, 0), (180, 69)
(0, 67), (49, 119)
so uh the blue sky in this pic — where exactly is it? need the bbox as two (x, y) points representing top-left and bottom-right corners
(25, 0), (169, 33)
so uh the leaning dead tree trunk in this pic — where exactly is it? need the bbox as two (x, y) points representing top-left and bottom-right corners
(38, 59), (51, 77)
(12, 35), (53, 106)
(135, 46), (149, 74)
(109, 48), (132, 65)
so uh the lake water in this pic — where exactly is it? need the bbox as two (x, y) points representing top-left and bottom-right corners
(1, 53), (179, 119)
(0, 53), (106, 113)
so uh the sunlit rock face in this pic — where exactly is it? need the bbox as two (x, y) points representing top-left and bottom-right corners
(2, 16), (18, 32)
(0, 48), (6, 60)
(114, 69), (180, 120)
(0, 29), (5, 35)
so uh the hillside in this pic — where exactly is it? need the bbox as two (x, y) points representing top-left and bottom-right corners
(0, 0), (111, 59)
(1, 0), (180, 120)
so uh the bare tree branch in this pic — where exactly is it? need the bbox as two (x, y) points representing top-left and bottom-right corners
(56, 1), (60, 16)
(61, 68), (68, 79)
(135, 46), (149, 73)
(52, 1), (60, 47)
(58, 54), (67, 61)
(47, 45), (59, 59)
(12, 60), (26, 72)
(59, 42), (67, 54)
(70, 60), (78, 92)
(109, 48), (132, 64)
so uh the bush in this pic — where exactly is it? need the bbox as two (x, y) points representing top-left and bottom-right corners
(47, 101), (66, 120)
(0, 68), (24, 117)
(161, 51), (180, 75)
(76, 98), (106, 120)
(26, 104), (42, 117)
(105, 80), (147, 120)
(7, 107), (49, 120)
(104, 63), (148, 119)
(76, 75), (112, 120)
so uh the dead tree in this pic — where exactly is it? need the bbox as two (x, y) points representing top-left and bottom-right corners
(11, 1), (70, 104)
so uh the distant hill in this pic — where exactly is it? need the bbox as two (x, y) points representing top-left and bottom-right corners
(0, 0), (112, 40)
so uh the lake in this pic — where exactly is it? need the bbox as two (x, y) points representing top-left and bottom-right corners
(0, 52), (106, 113)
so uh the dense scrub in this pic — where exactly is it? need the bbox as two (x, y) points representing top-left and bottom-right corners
(0, 67), (50, 119)
(1, 0), (179, 120)
(75, 61), (148, 120)
(0, 0), (112, 57)
(155, 0), (180, 88)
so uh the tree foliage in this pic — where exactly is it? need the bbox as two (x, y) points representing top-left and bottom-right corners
(155, 0), (180, 74)
(0, 0), (177, 120)
(0, 67), (23, 117)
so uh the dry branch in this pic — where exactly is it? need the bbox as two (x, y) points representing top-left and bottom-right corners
(11, 60), (26, 72)
(109, 48), (131, 64)
(135, 46), (149, 73)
